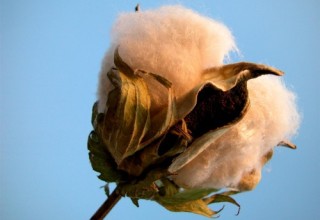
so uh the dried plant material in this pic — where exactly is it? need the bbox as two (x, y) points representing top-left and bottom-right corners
(278, 140), (297, 149)
(97, 47), (177, 165)
(237, 169), (261, 191)
(169, 63), (284, 174)
(88, 5), (300, 219)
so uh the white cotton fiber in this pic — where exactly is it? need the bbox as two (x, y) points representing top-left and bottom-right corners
(97, 5), (236, 112)
(172, 75), (300, 190)
(97, 5), (300, 191)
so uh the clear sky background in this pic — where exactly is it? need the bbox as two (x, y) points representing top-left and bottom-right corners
(1, 0), (320, 219)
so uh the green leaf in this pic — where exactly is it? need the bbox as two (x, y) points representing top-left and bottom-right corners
(91, 101), (98, 127)
(87, 130), (124, 182)
(156, 178), (180, 197)
(118, 169), (169, 200)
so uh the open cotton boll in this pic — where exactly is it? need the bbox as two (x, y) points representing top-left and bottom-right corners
(97, 5), (237, 112)
(96, 3), (300, 190)
(172, 75), (300, 190)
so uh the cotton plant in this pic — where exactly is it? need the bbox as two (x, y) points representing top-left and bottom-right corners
(88, 5), (300, 219)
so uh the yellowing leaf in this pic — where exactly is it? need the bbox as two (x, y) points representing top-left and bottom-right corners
(99, 68), (151, 164)
(158, 198), (217, 218)
(156, 188), (241, 218)
(162, 188), (218, 204)
(204, 193), (241, 215)
(154, 180), (219, 218)
(97, 48), (178, 166)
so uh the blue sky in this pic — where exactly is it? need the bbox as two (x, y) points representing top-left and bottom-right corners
(1, 0), (320, 219)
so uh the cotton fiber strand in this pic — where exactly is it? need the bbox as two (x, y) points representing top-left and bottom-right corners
(97, 5), (236, 112)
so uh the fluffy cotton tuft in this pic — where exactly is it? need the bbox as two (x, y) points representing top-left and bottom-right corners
(97, 5), (300, 191)
(172, 75), (300, 189)
(97, 5), (237, 112)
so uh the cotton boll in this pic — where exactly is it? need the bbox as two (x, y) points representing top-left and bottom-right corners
(97, 5), (300, 192)
(173, 75), (300, 190)
(97, 6), (237, 112)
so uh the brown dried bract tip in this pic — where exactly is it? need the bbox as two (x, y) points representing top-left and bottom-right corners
(135, 4), (140, 12)
(277, 140), (297, 149)
(237, 169), (261, 191)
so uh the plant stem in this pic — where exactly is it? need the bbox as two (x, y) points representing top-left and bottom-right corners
(90, 186), (122, 220)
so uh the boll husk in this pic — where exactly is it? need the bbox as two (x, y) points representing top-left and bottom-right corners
(90, 5), (300, 218)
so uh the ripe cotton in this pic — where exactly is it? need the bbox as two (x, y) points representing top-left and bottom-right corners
(97, 5), (300, 191)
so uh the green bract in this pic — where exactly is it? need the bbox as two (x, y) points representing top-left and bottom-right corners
(88, 48), (284, 217)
